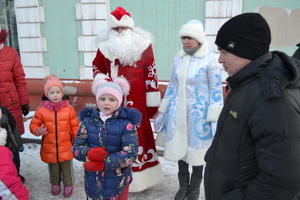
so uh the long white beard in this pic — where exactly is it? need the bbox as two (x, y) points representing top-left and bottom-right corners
(106, 29), (148, 66)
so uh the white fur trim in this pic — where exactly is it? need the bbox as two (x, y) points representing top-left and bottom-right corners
(146, 91), (161, 107)
(178, 19), (209, 58)
(163, 130), (187, 162)
(164, 145), (207, 166)
(181, 147), (207, 166)
(0, 128), (7, 146)
(178, 41), (209, 58)
(206, 105), (223, 122)
(158, 98), (170, 113)
(163, 56), (191, 163)
(108, 14), (134, 29)
(110, 63), (119, 79)
(129, 163), (163, 192)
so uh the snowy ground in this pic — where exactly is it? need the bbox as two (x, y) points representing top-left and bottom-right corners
(20, 112), (205, 200)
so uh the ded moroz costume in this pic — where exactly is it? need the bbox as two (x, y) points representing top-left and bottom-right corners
(92, 7), (162, 192)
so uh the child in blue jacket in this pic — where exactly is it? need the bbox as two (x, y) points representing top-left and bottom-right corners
(73, 74), (141, 200)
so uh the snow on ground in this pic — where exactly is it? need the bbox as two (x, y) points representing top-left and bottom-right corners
(20, 112), (205, 200)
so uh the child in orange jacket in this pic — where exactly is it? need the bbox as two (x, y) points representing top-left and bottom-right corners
(29, 76), (79, 197)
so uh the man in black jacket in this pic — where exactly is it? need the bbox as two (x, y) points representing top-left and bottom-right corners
(293, 43), (300, 60)
(204, 13), (300, 200)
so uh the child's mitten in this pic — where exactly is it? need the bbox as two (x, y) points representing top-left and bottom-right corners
(83, 160), (104, 172)
(87, 147), (108, 161)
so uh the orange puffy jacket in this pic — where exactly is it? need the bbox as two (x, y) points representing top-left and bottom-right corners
(30, 101), (79, 163)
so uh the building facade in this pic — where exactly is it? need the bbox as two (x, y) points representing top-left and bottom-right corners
(1, 0), (300, 80)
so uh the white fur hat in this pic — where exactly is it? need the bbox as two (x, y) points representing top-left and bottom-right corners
(108, 7), (134, 29)
(179, 19), (206, 44)
(0, 127), (7, 146)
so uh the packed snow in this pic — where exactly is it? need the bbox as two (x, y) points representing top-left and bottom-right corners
(20, 112), (205, 199)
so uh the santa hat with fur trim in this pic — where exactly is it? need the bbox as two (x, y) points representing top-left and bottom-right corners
(92, 74), (130, 108)
(108, 7), (135, 29)
(0, 28), (8, 43)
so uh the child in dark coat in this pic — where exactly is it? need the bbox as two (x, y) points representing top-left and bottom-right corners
(0, 106), (24, 182)
(0, 108), (29, 200)
(73, 74), (141, 200)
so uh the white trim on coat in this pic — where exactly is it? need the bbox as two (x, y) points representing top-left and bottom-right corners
(129, 163), (163, 192)
(206, 105), (223, 122)
(146, 91), (161, 107)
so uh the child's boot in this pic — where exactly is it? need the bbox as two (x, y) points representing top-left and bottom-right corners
(64, 185), (73, 197)
(51, 184), (60, 195)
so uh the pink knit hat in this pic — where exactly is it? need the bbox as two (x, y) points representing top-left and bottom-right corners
(92, 74), (130, 108)
(44, 75), (64, 97)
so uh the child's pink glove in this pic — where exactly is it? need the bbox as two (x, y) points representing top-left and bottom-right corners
(36, 124), (48, 136)
(87, 147), (108, 161)
(83, 160), (104, 172)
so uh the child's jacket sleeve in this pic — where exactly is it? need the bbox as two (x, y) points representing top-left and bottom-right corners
(72, 121), (90, 162)
(69, 107), (80, 142)
(29, 108), (43, 136)
(0, 146), (29, 200)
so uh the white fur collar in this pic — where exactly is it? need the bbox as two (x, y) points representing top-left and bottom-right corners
(178, 41), (209, 58)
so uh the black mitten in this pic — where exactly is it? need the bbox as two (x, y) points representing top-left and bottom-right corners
(21, 104), (30, 116)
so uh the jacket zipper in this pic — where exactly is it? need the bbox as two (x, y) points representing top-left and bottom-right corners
(101, 119), (110, 147)
(55, 111), (59, 163)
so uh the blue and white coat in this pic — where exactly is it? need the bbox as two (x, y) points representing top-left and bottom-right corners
(72, 106), (141, 200)
(159, 46), (223, 166)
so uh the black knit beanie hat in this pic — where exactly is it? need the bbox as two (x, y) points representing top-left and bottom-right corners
(215, 13), (271, 60)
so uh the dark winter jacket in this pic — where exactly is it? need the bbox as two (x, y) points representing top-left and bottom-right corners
(204, 52), (300, 200)
(0, 106), (23, 153)
(293, 43), (300, 60)
(73, 106), (141, 200)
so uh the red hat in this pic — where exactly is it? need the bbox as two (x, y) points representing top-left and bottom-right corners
(108, 7), (134, 29)
(0, 29), (8, 43)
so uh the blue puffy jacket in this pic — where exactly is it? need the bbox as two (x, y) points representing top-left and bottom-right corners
(73, 106), (141, 200)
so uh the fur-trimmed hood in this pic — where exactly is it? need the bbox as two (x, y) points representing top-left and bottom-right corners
(79, 106), (141, 125)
